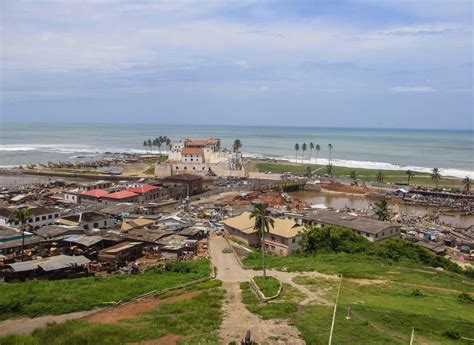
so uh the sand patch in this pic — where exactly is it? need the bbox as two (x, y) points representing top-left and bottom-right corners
(346, 278), (388, 286)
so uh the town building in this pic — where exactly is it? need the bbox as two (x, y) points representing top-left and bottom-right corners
(0, 206), (63, 229)
(223, 212), (304, 255)
(154, 138), (245, 177)
(57, 211), (113, 230)
(162, 173), (203, 197)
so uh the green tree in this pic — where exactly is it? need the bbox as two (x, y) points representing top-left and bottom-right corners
(233, 139), (242, 152)
(306, 166), (312, 177)
(328, 144), (334, 164)
(462, 176), (471, 192)
(249, 202), (274, 278)
(166, 138), (171, 152)
(294, 143), (300, 163)
(147, 139), (152, 153)
(376, 170), (384, 183)
(315, 144), (321, 165)
(349, 170), (357, 181)
(431, 168), (441, 189)
(143, 140), (148, 153)
(301, 143), (307, 163)
(309, 142), (314, 162)
(405, 170), (415, 185)
(326, 163), (334, 176)
(8, 208), (30, 261)
(374, 198), (392, 221)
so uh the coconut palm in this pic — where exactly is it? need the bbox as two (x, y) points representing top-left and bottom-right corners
(233, 139), (242, 152)
(462, 176), (471, 192)
(147, 139), (152, 153)
(431, 168), (441, 189)
(294, 143), (300, 163)
(328, 144), (333, 164)
(405, 170), (415, 185)
(166, 138), (171, 153)
(301, 143), (307, 163)
(8, 208), (30, 261)
(309, 142), (314, 162)
(376, 170), (384, 183)
(143, 140), (148, 153)
(249, 202), (274, 278)
(315, 144), (321, 165)
(374, 198), (392, 221)
(326, 163), (334, 176)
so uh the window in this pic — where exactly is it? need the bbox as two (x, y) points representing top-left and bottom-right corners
(48, 215), (52, 219)
(42, 216), (46, 220)
(84, 224), (89, 229)
(94, 222), (99, 228)
(193, 167), (196, 170)
(35, 217), (40, 222)
(292, 238), (296, 243)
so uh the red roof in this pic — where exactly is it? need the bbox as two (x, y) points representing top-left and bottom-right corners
(126, 185), (160, 194)
(102, 191), (138, 199)
(181, 148), (204, 155)
(80, 189), (109, 198)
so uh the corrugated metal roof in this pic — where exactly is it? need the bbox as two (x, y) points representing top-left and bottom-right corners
(7, 255), (90, 273)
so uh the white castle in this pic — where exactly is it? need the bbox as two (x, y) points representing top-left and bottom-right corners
(155, 138), (245, 177)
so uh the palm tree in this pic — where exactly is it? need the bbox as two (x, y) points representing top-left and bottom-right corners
(166, 138), (171, 153)
(376, 170), (384, 183)
(315, 144), (321, 165)
(326, 164), (334, 176)
(143, 140), (148, 153)
(249, 202), (274, 278)
(328, 144), (333, 164)
(431, 168), (441, 189)
(350, 170), (357, 181)
(309, 142), (314, 162)
(301, 143), (307, 163)
(8, 208), (30, 261)
(405, 170), (415, 185)
(462, 176), (471, 192)
(233, 139), (242, 152)
(294, 143), (300, 163)
(147, 139), (152, 153)
(374, 198), (392, 221)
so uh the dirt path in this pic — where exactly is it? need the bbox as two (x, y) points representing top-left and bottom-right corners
(89, 291), (200, 324)
(219, 282), (304, 345)
(0, 310), (97, 336)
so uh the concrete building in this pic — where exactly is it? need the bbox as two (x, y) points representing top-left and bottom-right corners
(0, 207), (63, 229)
(223, 212), (304, 255)
(155, 138), (245, 177)
(57, 211), (113, 230)
(162, 173), (203, 197)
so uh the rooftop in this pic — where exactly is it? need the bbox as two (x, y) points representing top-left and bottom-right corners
(163, 173), (203, 182)
(181, 148), (204, 155)
(81, 189), (110, 198)
(102, 190), (138, 199)
(126, 185), (160, 194)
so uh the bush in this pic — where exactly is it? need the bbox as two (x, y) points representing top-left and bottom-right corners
(458, 292), (474, 303)
(443, 329), (461, 339)
(164, 261), (195, 273)
(410, 289), (424, 297)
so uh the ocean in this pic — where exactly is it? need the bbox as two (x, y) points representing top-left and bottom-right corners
(1, 122), (473, 178)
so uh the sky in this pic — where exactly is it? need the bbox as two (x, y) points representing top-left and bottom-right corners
(0, 0), (472, 129)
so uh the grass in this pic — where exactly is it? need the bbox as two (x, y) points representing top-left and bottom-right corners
(143, 155), (168, 175)
(256, 162), (463, 189)
(0, 280), (224, 345)
(253, 276), (280, 297)
(0, 259), (211, 320)
(240, 254), (474, 344)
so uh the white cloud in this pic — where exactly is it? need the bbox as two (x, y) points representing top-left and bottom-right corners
(389, 86), (437, 93)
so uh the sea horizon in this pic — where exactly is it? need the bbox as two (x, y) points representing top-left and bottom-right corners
(1, 122), (473, 179)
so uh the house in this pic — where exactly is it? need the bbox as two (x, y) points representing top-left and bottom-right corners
(61, 235), (117, 258)
(0, 206), (63, 229)
(121, 216), (156, 232)
(57, 211), (113, 230)
(77, 180), (112, 192)
(162, 173), (203, 197)
(80, 189), (110, 204)
(157, 235), (198, 259)
(287, 210), (401, 243)
(63, 190), (81, 204)
(125, 185), (167, 202)
(98, 242), (143, 263)
(223, 212), (304, 255)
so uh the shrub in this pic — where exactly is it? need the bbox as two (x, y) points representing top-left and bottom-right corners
(410, 289), (424, 297)
(164, 261), (194, 273)
(458, 292), (474, 303)
(443, 329), (461, 339)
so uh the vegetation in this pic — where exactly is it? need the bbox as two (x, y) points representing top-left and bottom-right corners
(232, 139), (242, 152)
(255, 162), (463, 188)
(328, 143), (333, 164)
(405, 169), (415, 185)
(294, 143), (299, 162)
(373, 198), (392, 221)
(349, 170), (357, 181)
(0, 259), (210, 320)
(249, 202), (274, 278)
(326, 163), (334, 176)
(142, 136), (171, 153)
(376, 169), (384, 182)
(301, 142), (307, 162)
(431, 167), (441, 189)
(7, 207), (29, 261)
(0, 280), (223, 345)
(463, 176), (471, 192)
(253, 276), (280, 297)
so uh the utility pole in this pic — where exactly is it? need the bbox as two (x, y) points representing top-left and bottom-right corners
(328, 275), (343, 345)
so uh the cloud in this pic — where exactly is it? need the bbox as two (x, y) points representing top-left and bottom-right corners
(376, 24), (458, 36)
(389, 86), (437, 93)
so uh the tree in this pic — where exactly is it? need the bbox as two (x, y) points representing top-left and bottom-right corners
(326, 163), (334, 176)
(166, 138), (171, 152)
(406, 170), (415, 185)
(376, 170), (384, 183)
(147, 139), (152, 153)
(153, 138), (159, 153)
(250, 202), (274, 278)
(301, 143), (307, 163)
(462, 176), (471, 192)
(294, 143), (300, 163)
(374, 198), (392, 221)
(143, 140), (148, 153)
(8, 208), (30, 261)
(306, 166), (312, 177)
(309, 142), (314, 162)
(233, 139), (242, 152)
(431, 168), (441, 189)
(350, 170), (357, 181)
(328, 144), (333, 164)
(315, 144), (321, 165)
